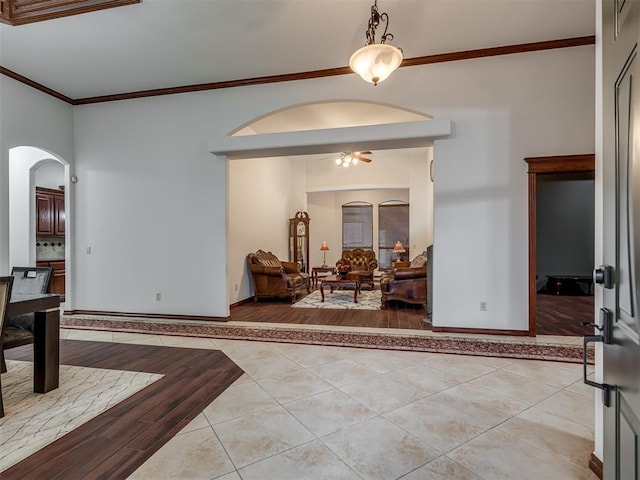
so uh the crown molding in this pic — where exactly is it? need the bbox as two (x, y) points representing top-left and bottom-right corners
(0, 35), (595, 106)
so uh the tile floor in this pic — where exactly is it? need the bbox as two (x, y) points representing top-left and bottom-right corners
(52, 328), (597, 479)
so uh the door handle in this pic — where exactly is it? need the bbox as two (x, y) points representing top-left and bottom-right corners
(583, 308), (614, 407)
(593, 265), (614, 289)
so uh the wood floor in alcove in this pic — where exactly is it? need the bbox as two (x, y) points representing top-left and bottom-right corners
(231, 290), (593, 336)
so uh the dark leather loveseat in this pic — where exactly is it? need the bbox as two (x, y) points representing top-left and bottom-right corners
(247, 250), (310, 303)
(380, 251), (427, 309)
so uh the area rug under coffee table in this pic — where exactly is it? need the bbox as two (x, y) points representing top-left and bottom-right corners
(292, 290), (381, 310)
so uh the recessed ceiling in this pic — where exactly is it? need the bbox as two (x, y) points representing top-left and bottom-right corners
(0, 0), (595, 99)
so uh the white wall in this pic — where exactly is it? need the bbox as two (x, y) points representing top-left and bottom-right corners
(228, 156), (295, 305)
(2, 43), (593, 328)
(0, 76), (74, 275)
(35, 160), (65, 189)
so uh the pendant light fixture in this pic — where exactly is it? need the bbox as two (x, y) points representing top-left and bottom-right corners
(349, 0), (403, 86)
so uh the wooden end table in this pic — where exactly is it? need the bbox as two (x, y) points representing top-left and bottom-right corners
(320, 275), (360, 303)
(312, 266), (336, 288)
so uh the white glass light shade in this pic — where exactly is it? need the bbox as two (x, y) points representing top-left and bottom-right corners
(349, 43), (403, 86)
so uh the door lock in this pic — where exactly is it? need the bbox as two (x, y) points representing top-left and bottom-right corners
(593, 265), (614, 289)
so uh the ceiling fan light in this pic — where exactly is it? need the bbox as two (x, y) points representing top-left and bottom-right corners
(335, 158), (342, 166)
(350, 43), (403, 86)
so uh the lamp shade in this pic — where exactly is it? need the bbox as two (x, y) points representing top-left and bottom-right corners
(320, 242), (329, 251)
(393, 241), (405, 253)
(349, 43), (403, 86)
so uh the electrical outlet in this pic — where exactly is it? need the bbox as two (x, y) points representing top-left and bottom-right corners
(234, 284), (238, 291)
(480, 301), (487, 311)
(156, 293), (161, 301)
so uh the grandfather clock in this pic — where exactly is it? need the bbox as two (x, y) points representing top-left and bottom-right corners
(289, 211), (310, 273)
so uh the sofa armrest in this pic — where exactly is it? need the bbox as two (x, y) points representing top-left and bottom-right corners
(250, 264), (285, 277)
(281, 261), (301, 274)
(392, 266), (427, 280)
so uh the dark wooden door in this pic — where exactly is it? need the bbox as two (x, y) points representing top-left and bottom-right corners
(601, 0), (640, 477)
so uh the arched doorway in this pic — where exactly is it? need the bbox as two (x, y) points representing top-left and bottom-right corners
(9, 146), (73, 306)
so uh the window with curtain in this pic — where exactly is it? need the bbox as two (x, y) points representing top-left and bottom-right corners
(379, 201), (410, 268)
(342, 202), (373, 251)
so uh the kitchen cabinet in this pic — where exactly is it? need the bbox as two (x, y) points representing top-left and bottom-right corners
(36, 260), (65, 297)
(36, 187), (65, 237)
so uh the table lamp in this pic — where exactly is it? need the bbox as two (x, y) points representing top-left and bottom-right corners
(320, 242), (329, 267)
(393, 241), (405, 263)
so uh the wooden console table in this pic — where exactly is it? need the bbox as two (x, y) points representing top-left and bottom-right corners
(320, 275), (360, 303)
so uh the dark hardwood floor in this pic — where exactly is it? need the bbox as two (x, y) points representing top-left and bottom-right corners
(231, 295), (431, 330)
(233, 290), (593, 336)
(536, 293), (594, 336)
(3, 340), (243, 480)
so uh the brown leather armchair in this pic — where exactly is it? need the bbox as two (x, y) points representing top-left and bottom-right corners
(380, 251), (428, 309)
(247, 250), (310, 303)
(336, 248), (378, 290)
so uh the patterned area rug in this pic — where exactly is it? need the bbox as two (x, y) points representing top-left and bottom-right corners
(292, 289), (381, 310)
(60, 314), (593, 364)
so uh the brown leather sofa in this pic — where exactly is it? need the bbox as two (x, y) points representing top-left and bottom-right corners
(380, 251), (428, 309)
(336, 248), (378, 290)
(247, 250), (310, 303)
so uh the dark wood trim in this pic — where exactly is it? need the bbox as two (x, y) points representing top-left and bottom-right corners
(524, 154), (595, 174)
(0, 35), (594, 106)
(589, 452), (603, 479)
(0, 0), (139, 26)
(229, 297), (253, 308)
(431, 326), (529, 336)
(0, 66), (74, 104)
(401, 36), (595, 68)
(523, 154), (595, 337)
(65, 309), (228, 322)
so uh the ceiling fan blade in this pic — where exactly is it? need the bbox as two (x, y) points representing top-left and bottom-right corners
(355, 151), (372, 155)
(353, 154), (372, 163)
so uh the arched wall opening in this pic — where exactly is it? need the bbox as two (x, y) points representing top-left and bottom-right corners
(9, 146), (73, 307)
(214, 116), (451, 315)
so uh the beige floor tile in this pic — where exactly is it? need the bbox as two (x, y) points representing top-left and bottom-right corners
(340, 374), (427, 413)
(62, 329), (114, 342)
(565, 378), (597, 398)
(468, 354), (516, 368)
(128, 426), (235, 480)
(214, 339), (279, 361)
(468, 369), (560, 405)
(351, 349), (418, 373)
(502, 359), (583, 388)
(213, 406), (315, 468)
(323, 417), (438, 480)
(401, 455), (482, 480)
(498, 411), (594, 469)
(308, 359), (379, 387)
(422, 354), (497, 379)
(158, 335), (221, 350)
(389, 363), (476, 394)
(384, 398), (486, 453)
(528, 389), (595, 429)
(202, 380), (278, 424)
(271, 343), (362, 367)
(179, 412), (211, 435)
(112, 332), (165, 345)
(232, 352), (302, 380)
(238, 440), (360, 480)
(285, 389), (376, 437)
(448, 425), (593, 480)
(257, 369), (334, 404)
(214, 472), (241, 480)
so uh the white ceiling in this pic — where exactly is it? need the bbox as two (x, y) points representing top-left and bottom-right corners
(0, 0), (595, 100)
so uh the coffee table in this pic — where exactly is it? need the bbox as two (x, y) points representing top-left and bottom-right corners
(320, 275), (360, 303)
(311, 266), (336, 288)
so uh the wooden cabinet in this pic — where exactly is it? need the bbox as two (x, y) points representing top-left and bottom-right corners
(36, 260), (65, 297)
(36, 187), (65, 237)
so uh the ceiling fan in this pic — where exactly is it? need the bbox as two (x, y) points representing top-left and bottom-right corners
(335, 151), (373, 167)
